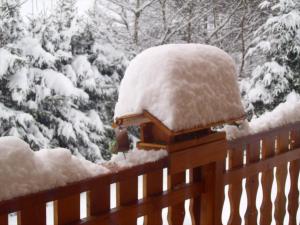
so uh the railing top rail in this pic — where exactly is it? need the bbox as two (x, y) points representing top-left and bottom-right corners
(0, 157), (168, 215)
(228, 121), (300, 146)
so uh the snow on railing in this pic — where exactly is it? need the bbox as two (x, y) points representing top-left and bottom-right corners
(0, 121), (300, 225)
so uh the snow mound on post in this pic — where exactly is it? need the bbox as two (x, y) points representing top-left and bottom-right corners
(0, 136), (108, 201)
(115, 44), (245, 131)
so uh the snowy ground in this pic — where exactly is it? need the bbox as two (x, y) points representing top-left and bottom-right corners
(7, 167), (300, 225)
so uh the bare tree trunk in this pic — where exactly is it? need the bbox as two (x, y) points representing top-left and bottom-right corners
(133, 0), (141, 45)
(212, 0), (218, 38)
(239, 3), (246, 77)
(159, 0), (167, 31)
(186, 2), (193, 43)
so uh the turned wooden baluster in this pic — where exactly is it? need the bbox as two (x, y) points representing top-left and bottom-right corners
(244, 140), (260, 225)
(54, 194), (80, 225)
(143, 170), (163, 225)
(274, 131), (289, 225)
(260, 136), (275, 225)
(288, 129), (300, 225)
(228, 144), (244, 225)
(190, 167), (201, 225)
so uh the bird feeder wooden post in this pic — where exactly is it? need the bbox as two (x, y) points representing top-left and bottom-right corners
(113, 111), (244, 225)
(113, 44), (246, 224)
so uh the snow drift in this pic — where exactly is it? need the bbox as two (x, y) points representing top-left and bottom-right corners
(114, 44), (245, 131)
(0, 136), (167, 201)
(0, 136), (108, 201)
(225, 92), (300, 140)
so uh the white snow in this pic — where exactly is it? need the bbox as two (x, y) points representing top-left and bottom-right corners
(42, 69), (89, 98)
(0, 49), (21, 78)
(16, 37), (56, 67)
(225, 91), (300, 140)
(109, 149), (168, 168)
(0, 136), (168, 201)
(114, 44), (245, 131)
(0, 136), (108, 201)
(88, 110), (104, 131)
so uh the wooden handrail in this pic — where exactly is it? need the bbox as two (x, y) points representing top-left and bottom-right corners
(1, 121), (300, 225)
(223, 147), (300, 184)
(0, 157), (168, 215)
(71, 182), (203, 225)
(228, 121), (300, 146)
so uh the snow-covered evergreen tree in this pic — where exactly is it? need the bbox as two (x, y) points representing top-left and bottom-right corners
(245, 0), (300, 116)
(0, 0), (26, 47)
(0, 1), (127, 161)
(54, 0), (77, 31)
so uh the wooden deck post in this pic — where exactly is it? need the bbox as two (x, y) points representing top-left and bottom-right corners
(199, 160), (225, 225)
(167, 132), (227, 225)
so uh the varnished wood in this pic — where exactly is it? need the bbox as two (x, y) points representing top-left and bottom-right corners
(113, 113), (151, 128)
(144, 110), (245, 136)
(260, 137), (275, 225)
(137, 142), (167, 150)
(54, 194), (81, 225)
(115, 110), (245, 137)
(69, 182), (203, 225)
(0, 214), (7, 225)
(143, 170), (163, 225)
(274, 132), (289, 225)
(244, 141), (260, 225)
(288, 160), (300, 225)
(189, 167), (202, 225)
(168, 132), (226, 152)
(223, 147), (300, 184)
(288, 130), (300, 225)
(116, 177), (138, 225)
(167, 172), (186, 225)
(20, 203), (46, 225)
(229, 122), (300, 146)
(228, 145), (244, 225)
(200, 162), (224, 225)
(0, 158), (167, 215)
(215, 161), (225, 225)
(2, 121), (300, 225)
(87, 185), (110, 216)
(169, 140), (227, 174)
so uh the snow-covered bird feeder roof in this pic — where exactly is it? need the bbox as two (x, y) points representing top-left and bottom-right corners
(114, 44), (245, 134)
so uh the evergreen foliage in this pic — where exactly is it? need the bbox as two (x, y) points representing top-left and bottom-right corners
(0, 0), (127, 161)
(245, 0), (300, 116)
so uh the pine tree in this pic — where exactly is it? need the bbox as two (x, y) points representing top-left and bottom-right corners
(245, 0), (300, 116)
(54, 0), (77, 31)
(0, 1), (127, 161)
(0, 0), (26, 47)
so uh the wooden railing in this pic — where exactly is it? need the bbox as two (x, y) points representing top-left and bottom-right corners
(0, 122), (300, 225)
(224, 122), (300, 225)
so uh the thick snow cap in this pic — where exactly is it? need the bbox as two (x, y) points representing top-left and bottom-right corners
(115, 44), (245, 131)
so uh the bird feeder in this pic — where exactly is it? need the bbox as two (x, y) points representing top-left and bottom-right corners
(113, 44), (245, 172)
